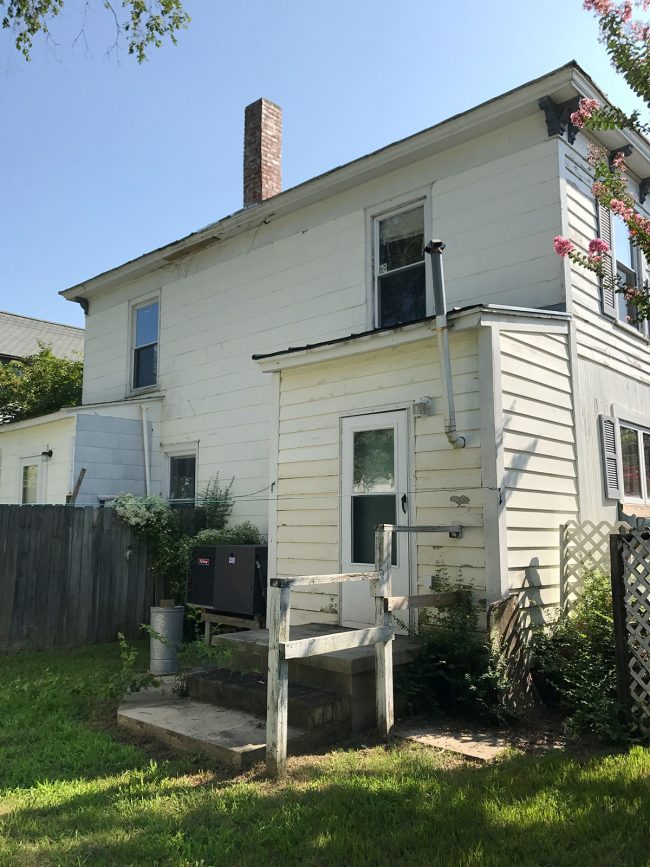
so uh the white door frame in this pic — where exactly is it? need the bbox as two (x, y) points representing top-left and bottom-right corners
(339, 408), (413, 628)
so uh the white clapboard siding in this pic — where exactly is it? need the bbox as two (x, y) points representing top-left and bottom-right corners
(77, 107), (564, 523)
(273, 331), (483, 623)
(500, 327), (578, 619)
(565, 178), (650, 381)
(0, 415), (76, 504)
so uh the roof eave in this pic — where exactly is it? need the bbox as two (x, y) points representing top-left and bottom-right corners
(61, 62), (587, 302)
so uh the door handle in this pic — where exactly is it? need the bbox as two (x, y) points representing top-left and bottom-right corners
(401, 493), (407, 514)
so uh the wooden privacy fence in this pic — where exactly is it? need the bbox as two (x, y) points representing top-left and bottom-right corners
(610, 529), (650, 736)
(0, 505), (151, 652)
(266, 523), (464, 778)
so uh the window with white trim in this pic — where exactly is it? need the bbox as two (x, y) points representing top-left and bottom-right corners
(132, 300), (159, 390)
(619, 423), (650, 502)
(19, 457), (41, 504)
(598, 201), (648, 334)
(169, 455), (196, 502)
(613, 213), (648, 335)
(374, 202), (428, 328)
(601, 414), (650, 503)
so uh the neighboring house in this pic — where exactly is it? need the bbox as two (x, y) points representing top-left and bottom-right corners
(0, 310), (83, 364)
(0, 312), (84, 505)
(8, 61), (649, 629)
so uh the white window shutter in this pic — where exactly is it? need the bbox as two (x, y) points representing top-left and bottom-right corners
(600, 415), (621, 499)
(596, 203), (617, 318)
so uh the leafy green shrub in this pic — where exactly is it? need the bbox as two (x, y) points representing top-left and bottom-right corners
(193, 521), (264, 546)
(197, 473), (234, 530)
(533, 567), (631, 742)
(398, 575), (511, 725)
(0, 345), (83, 423)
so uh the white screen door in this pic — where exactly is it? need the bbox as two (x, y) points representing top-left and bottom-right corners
(341, 410), (410, 628)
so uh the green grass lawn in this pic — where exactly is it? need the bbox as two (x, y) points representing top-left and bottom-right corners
(1, 642), (649, 867)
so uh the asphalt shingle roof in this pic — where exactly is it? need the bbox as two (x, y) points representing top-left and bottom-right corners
(0, 311), (84, 362)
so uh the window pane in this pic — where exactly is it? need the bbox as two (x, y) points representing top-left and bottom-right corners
(352, 494), (396, 564)
(644, 433), (650, 496)
(378, 262), (426, 327)
(379, 207), (424, 273)
(170, 456), (196, 500)
(621, 426), (642, 498)
(614, 214), (634, 271)
(353, 428), (394, 493)
(135, 302), (159, 348)
(133, 344), (157, 389)
(617, 284), (643, 331)
(22, 464), (38, 504)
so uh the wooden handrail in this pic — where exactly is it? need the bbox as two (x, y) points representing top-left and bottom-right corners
(270, 571), (379, 588)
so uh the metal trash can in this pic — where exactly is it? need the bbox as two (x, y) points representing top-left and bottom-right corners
(149, 605), (185, 675)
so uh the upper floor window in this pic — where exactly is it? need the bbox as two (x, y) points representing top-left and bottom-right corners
(613, 213), (648, 335)
(133, 301), (159, 390)
(375, 204), (427, 328)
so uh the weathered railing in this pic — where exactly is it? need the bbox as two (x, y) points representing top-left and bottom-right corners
(265, 523), (464, 778)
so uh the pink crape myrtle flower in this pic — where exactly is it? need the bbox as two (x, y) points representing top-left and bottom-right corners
(554, 236), (575, 257)
(588, 238), (610, 254)
(583, 0), (614, 13)
(570, 97), (600, 128)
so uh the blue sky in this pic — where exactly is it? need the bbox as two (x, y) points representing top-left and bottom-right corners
(0, 0), (646, 327)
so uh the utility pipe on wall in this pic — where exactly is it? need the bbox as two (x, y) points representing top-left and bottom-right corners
(141, 404), (151, 495)
(424, 240), (466, 449)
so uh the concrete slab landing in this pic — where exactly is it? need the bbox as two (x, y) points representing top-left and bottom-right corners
(118, 688), (308, 770)
(394, 721), (509, 762)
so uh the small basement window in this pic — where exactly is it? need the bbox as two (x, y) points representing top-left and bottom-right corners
(132, 300), (159, 390)
(375, 204), (427, 328)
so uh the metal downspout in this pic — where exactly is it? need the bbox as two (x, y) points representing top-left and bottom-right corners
(141, 404), (151, 495)
(424, 240), (466, 449)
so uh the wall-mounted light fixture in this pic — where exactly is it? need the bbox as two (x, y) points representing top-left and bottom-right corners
(41, 449), (53, 458)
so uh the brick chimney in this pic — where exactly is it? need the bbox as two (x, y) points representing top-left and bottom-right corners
(243, 98), (282, 208)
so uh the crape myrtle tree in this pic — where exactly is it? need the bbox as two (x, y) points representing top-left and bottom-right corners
(1, 0), (189, 62)
(554, 0), (650, 321)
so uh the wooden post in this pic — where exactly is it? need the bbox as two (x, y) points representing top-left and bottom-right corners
(610, 533), (632, 714)
(375, 525), (394, 738)
(265, 583), (291, 778)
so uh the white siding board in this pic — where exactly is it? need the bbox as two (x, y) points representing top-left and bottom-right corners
(499, 325), (577, 622)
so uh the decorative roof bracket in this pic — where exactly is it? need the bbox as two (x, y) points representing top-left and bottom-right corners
(639, 177), (650, 205)
(74, 296), (89, 316)
(538, 95), (581, 144)
(609, 144), (633, 169)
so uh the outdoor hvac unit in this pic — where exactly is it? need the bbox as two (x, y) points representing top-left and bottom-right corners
(187, 545), (267, 618)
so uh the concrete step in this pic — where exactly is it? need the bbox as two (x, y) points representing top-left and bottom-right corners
(117, 686), (311, 771)
(185, 667), (350, 731)
(212, 623), (418, 731)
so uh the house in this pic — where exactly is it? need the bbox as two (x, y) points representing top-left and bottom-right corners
(0, 310), (83, 364)
(0, 312), (83, 504)
(4, 61), (649, 632)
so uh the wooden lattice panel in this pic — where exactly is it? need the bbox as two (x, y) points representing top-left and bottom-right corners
(561, 520), (631, 608)
(617, 532), (650, 736)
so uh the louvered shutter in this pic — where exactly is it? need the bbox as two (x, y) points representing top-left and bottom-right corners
(600, 415), (622, 499)
(596, 203), (617, 318)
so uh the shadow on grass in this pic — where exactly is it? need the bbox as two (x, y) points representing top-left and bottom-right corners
(2, 745), (649, 867)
